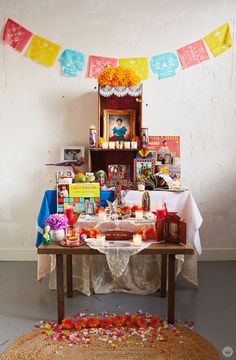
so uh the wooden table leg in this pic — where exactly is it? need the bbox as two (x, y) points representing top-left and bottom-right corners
(66, 255), (73, 298)
(160, 254), (167, 297)
(168, 254), (175, 324)
(56, 254), (64, 324)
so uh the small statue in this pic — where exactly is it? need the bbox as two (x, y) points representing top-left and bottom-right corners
(142, 191), (151, 212)
(42, 225), (52, 245)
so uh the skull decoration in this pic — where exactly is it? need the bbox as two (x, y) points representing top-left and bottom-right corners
(60, 49), (86, 77)
(150, 52), (179, 79)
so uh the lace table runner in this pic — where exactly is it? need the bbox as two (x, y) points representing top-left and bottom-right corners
(86, 240), (152, 278)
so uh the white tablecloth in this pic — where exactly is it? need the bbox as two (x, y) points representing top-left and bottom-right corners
(37, 190), (202, 295)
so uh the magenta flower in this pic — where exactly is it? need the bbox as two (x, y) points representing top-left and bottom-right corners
(45, 214), (68, 230)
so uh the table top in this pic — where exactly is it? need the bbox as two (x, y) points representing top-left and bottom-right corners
(37, 241), (194, 255)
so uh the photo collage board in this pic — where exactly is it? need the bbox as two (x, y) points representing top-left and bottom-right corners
(57, 183), (100, 214)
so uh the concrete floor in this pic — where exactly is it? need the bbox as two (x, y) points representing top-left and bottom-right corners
(0, 261), (236, 359)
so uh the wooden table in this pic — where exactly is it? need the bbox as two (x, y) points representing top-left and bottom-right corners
(37, 242), (194, 324)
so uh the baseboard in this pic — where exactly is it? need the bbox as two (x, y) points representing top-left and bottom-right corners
(0, 249), (37, 261)
(0, 247), (236, 262)
(199, 248), (236, 261)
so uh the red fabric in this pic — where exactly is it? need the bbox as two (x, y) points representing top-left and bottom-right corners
(105, 95), (137, 109)
(3, 18), (32, 52)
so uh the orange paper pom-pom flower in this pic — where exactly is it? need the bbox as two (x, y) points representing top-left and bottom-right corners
(75, 318), (87, 330)
(86, 317), (100, 328)
(149, 316), (161, 329)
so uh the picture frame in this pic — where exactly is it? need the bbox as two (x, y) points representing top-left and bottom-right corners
(103, 109), (136, 142)
(60, 146), (85, 162)
(156, 151), (175, 166)
(108, 164), (131, 187)
(85, 202), (96, 216)
(134, 158), (155, 184)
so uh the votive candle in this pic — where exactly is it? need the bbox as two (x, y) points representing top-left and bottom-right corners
(135, 210), (144, 219)
(108, 142), (115, 149)
(98, 210), (106, 221)
(131, 141), (137, 149)
(133, 234), (142, 246)
(102, 142), (109, 149)
(96, 234), (106, 246)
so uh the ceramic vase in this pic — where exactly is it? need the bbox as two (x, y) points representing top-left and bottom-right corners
(50, 229), (65, 242)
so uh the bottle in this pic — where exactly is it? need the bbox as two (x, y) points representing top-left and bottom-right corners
(89, 125), (97, 149)
(141, 127), (149, 149)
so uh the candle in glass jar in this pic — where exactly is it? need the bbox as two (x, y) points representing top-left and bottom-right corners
(131, 141), (137, 149)
(98, 210), (106, 221)
(137, 182), (145, 191)
(102, 142), (108, 149)
(135, 210), (143, 219)
(133, 234), (142, 246)
(108, 142), (115, 149)
(124, 141), (130, 149)
(96, 234), (106, 246)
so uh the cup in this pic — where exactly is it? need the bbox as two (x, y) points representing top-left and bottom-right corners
(66, 225), (80, 244)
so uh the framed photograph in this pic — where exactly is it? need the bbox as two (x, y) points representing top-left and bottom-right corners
(103, 109), (136, 142)
(156, 152), (175, 165)
(108, 164), (131, 187)
(134, 159), (155, 184)
(85, 202), (96, 215)
(61, 146), (85, 162)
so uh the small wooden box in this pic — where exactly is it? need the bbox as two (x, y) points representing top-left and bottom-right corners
(164, 214), (186, 244)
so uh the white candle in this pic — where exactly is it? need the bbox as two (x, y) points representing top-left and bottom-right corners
(96, 234), (106, 246)
(137, 183), (145, 191)
(102, 142), (108, 149)
(108, 142), (115, 149)
(131, 141), (137, 149)
(135, 210), (143, 219)
(133, 234), (142, 246)
(124, 141), (131, 149)
(98, 210), (106, 221)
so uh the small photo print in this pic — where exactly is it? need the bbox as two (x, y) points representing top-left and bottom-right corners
(156, 152), (175, 165)
(58, 184), (69, 198)
(61, 146), (85, 162)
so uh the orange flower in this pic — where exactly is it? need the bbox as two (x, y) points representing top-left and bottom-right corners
(150, 316), (161, 329)
(98, 66), (141, 87)
(89, 228), (100, 238)
(86, 317), (100, 328)
(124, 315), (134, 328)
(75, 318), (87, 330)
(111, 315), (126, 328)
(134, 316), (148, 329)
(61, 317), (75, 330)
(100, 318), (112, 329)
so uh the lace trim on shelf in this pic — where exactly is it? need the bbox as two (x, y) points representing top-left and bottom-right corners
(99, 84), (142, 97)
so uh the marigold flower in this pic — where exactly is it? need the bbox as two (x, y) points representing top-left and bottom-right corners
(86, 317), (100, 328)
(149, 316), (161, 329)
(111, 315), (126, 328)
(61, 317), (75, 330)
(75, 318), (87, 330)
(100, 317), (112, 329)
(98, 66), (141, 87)
(134, 316), (148, 328)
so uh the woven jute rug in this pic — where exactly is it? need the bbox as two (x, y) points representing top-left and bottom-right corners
(0, 326), (219, 360)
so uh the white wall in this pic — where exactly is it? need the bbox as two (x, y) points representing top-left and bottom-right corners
(0, 0), (236, 261)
